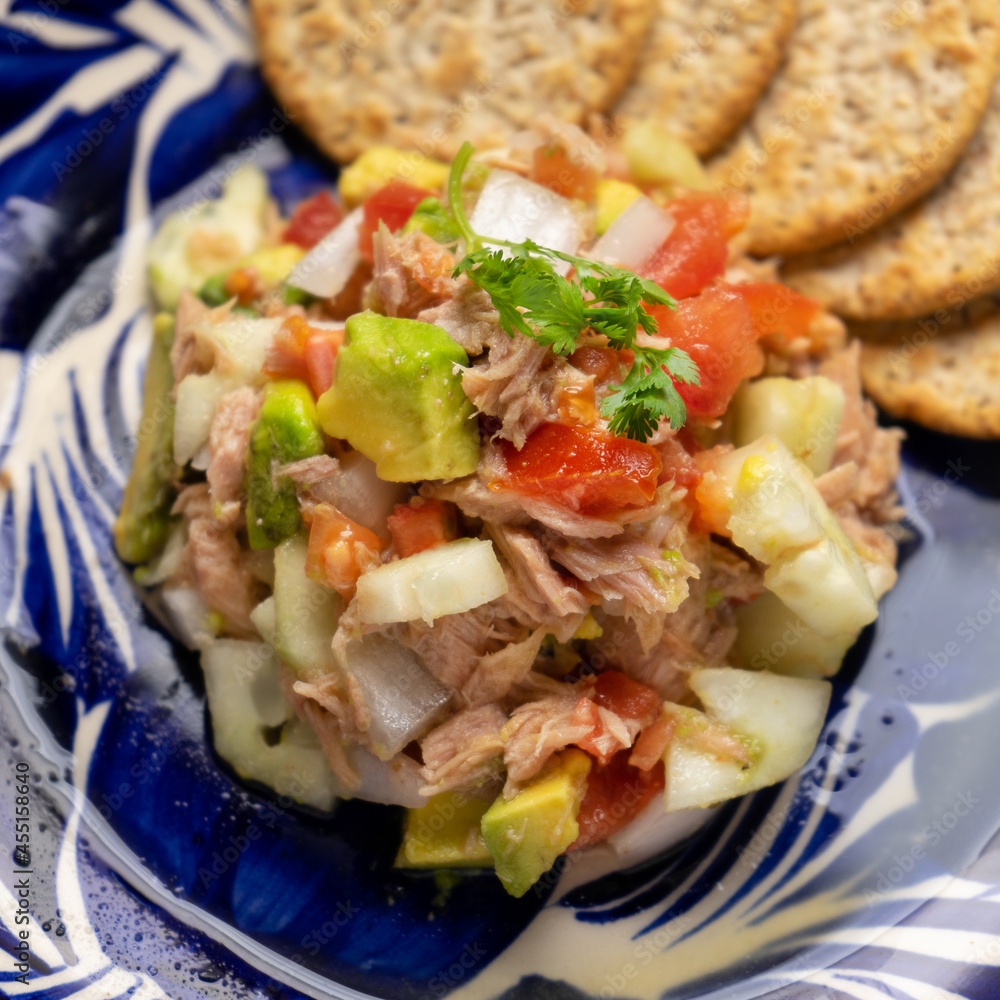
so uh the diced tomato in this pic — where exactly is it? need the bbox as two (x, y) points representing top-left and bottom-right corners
(263, 316), (311, 381)
(387, 498), (459, 558)
(263, 316), (345, 398)
(223, 267), (264, 305)
(569, 752), (665, 851)
(589, 671), (661, 728)
(306, 503), (382, 599)
(569, 345), (622, 385)
(357, 180), (436, 263)
(629, 713), (676, 771)
(531, 145), (599, 201)
(283, 190), (344, 249)
(647, 285), (762, 418)
(570, 697), (628, 766)
(692, 445), (737, 536)
(638, 193), (750, 300)
(302, 334), (340, 397)
(498, 422), (662, 516)
(728, 281), (822, 352)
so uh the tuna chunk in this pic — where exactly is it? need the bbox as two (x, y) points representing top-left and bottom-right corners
(419, 703), (507, 796)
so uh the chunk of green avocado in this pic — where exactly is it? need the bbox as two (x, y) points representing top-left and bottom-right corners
(316, 311), (479, 482)
(114, 312), (180, 565)
(481, 749), (591, 898)
(397, 793), (494, 869)
(245, 379), (325, 550)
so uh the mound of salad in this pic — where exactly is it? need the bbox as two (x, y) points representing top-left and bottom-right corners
(116, 117), (903, 897)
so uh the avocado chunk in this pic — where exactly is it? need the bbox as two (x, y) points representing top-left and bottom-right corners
(114, 312), (180, 565)
(397, 793), (494, 868)
(481, 749), (591, 898)
(401, 197), (461, 246)
(245, 379), (325, 550)
(317, 311), (479, 482)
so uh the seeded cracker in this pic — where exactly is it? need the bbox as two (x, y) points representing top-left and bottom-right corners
(858, 301), (1000, 438)
(708, 0), (1000, 258)
(781, 70), (1000, 321)
(615, 0), (797, 158)
(251, 0), (657, 163)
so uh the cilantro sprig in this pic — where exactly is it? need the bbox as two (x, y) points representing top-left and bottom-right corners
(447, 142), (699, 442)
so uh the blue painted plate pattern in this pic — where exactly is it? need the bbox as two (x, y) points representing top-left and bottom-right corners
(2, 3), (1000, 998)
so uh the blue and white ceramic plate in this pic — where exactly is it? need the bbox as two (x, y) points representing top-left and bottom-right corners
(3, 4), (1000, 998)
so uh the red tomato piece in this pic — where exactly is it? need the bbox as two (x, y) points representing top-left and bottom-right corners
(569, 752), (665, 851)
(728, 281), (821, 351)
(638, 193), (750, 300)
(262, 315), (311, 382)
(569, 345), (622, 385)
(387, 499), (459, 558)
(357, 181), (436, 263)
(263, 316), (344, 399)
(283, 190), (344, 249)
(306, 503), (382, 599)
(647, 285), (761, 419)
(590, 671), (661, 728)
(499, 422), (662, 516)
(531, 145), (600, 201)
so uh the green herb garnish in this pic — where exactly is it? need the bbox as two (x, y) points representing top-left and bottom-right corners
(447, 142), (699, 442)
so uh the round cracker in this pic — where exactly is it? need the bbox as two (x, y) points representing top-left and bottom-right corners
(782, 72), (1000, 320)
(858, 303), (1000, 438)
(709, 0), (1000, 258)
(251, 0), (657, 164)
(615, 0), (798, 158)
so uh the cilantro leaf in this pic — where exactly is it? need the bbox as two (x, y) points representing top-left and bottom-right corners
(446, 141), (701, 442)
(600, 346), (699, 441)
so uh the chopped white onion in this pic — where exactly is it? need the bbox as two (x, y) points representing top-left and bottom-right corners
(469, 170), (583, 274)
(356, 537), (508, 625)
(590, 195), (675, 271)
(328, 451), (409, 536)
(343, 744), (426, 807)
(159, 585), (213, 648)
(608, 796), (713, 864)
(287, 206), (363, 298)
(342, 633), (452, 759)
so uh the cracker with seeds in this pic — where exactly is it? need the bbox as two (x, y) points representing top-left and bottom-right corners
(615, 0), (797, 158)
(251, 0), (657, 164)
(782, 73), (1000, 321)
(858, 301), (1000, 437)
(709, 0), (1000, 258)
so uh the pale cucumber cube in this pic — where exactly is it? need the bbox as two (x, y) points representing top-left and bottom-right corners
(731, 376), (845, 475)
(273, 533), (341, 678)
(355, 537), (508, 625)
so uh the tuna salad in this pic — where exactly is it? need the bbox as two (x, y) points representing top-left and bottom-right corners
(115, 118), (903, 897)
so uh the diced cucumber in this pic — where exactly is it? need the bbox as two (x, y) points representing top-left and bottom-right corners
(733, 590), (856, 678)
(200, 638), (340, 810)
(709, 435), (878, 639)
(663, 668), (831, 812)
(355, 537), (508, 625)
(731, 376), (845, 476)
(272, 533), (341, 679)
